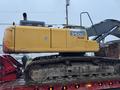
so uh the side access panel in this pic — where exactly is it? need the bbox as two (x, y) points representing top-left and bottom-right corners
(15, 26), (50, 52)
(51, 28), (67, 48)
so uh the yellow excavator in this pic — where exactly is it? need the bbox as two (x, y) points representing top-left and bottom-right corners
(3, 13), (120, 84)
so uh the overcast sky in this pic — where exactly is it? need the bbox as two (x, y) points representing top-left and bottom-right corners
(0, 0), (120, 44)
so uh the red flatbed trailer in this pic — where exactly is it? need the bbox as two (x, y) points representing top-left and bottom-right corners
(1, 79), (120, 90)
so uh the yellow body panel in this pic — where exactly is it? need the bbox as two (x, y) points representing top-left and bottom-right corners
(3, 26), (99, 53)
(3, 27), (14, 52)
(15, 26), (50, 51)
(51, 28), (67, 48)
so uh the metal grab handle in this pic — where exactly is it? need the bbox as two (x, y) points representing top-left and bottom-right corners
(80, 12), (97, 35)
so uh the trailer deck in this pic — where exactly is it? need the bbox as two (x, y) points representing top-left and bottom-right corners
(1, 78), (120, 90)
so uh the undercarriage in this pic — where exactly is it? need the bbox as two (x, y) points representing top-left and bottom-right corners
(24, 55), (120, 85)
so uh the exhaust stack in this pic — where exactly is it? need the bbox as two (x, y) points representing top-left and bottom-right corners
(23, 12), (27, 20)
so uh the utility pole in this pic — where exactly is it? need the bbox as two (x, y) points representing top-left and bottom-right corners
(66, 0), (70, 25)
